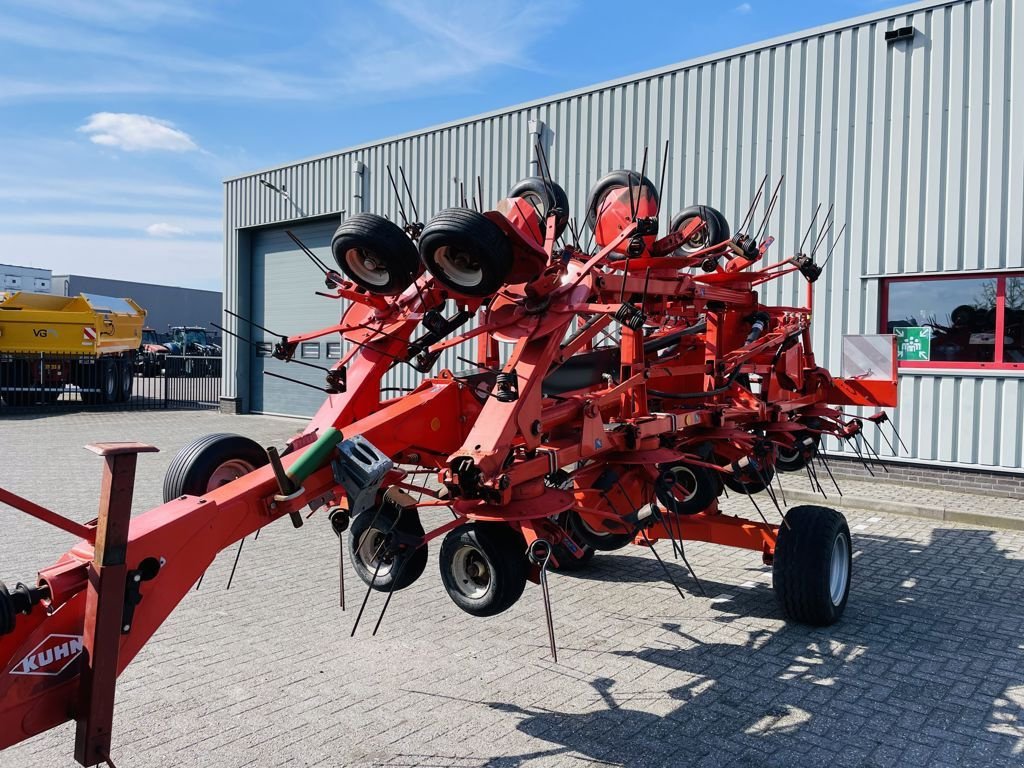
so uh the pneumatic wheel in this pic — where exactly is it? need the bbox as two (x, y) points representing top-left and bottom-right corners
(349, 505), (428, 592)
(722, 462), (775, 495)
(584, 170), (661, 231)
(655, 462), (719, 515)
(82, 358), (117, 405)
(508, 176), (570, 239)
(776, 433), (821, 473)
(669, 205), (731, 255)
(418, 208), (513, 297)
(332, 213), (421, 295)
(564, 509), (634, 551)
(162, 433), (269, 502)
(772, 505), (852, 626)
(438, 523), (527, 617)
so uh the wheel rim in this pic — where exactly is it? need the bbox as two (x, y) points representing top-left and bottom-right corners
(344, 247), (391, 287)
(777, 445), (801, 463)
(675, 216), (709, 253)
(668, 466), (698, 503)
(450, 544), (491, 599)
(357, 529), (394, 578)
(829, 533), (850, 605)
(206, 459), (256, 492)
(434, 245), (483, 287)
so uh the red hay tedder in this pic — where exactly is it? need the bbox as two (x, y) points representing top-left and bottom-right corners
(0, 152), (899, 766)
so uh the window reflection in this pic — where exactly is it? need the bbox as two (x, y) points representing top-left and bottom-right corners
(886, 278), (996, 363)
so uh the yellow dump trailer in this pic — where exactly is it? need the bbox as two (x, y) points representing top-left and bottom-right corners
(0, 292), (145, 406)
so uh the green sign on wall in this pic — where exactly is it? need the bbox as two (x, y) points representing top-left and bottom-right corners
(894, 326), (932, 361)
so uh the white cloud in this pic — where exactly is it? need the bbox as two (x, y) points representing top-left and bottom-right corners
(735, 2), (753, 13)
(146, 222), (190, 237)
(78, 112), (198, 152)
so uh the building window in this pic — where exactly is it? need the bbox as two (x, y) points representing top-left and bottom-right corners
(300, 342), (321, 359)
(326, 342), (342, 359)
(881, 274), (1024, 370)
(255, 342), (273, 357)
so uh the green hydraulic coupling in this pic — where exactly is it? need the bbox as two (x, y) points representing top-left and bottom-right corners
(266, 427), (344, 528)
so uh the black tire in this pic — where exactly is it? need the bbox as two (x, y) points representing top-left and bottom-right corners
(419, 208), (513, 297)
(115, 358), (133, 402)
(508, 176), (569, 239)
(162, 433), (269, 502)
(349, 504), (428, 592)
(564, 509), (634, 551)
(722, 463), (775, 495)
(585, 170), (661, 231)
(438, 523), (527, 617)
(772, 505), (852, 626)
(82, 358), (117, 405)
(655, 462), (719, 515)
(668, 205), (731, 255)
(331, 213), (420, 295)
(776, 433), (821, 473)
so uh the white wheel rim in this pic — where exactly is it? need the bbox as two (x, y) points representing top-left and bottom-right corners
(675, 215), (710, 254)
(778, 446), (801, 463)
(668, 466), (699, 503)
(357, 529), (394, 579)
(344, 247), (391, 287)
(434, 245), (483, 287)
(206, 459), (256, 492)
(451, 544), (491, 599)
(829, 533), (850, 605)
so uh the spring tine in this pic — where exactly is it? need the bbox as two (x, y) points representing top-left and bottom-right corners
(477, 176), (485, 213)
(339, 534), (346, 611)
(658, 139), (670, 214)
(773, 464), (787, 506)
(817, 449), (843, 496)
(893, 423), (910, 453)
(754, 175), (785, 242)
(639, 528), (686, 603)
(808, 457), (829, 498)
(848, 436), (875, 476)
(797, 203), (822, 254)
(635, 147), (649, 220)
(371, 553), (413, 636)
(226, 536), (245, 590)
(676, 537), (707, 597)
(627, 169), (637, 221)
(351, 555), (383, 638)
(397, 166), (420, 223)
(863, 436), (889, 473)
(758, 466), (790, 530)
(386, 165), (410, 227)
(285, 230), (332, 275)
(876, 423), (898, 456)
(738, 172), (769, 234)
(224, 308), (283, 339)
(821, 223), (848, 268)
(195, 570), (205, 591)
(263, 371), (330, 393)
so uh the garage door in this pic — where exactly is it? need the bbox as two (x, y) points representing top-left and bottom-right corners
(250, 219), (345, 416)
(249, 218), (487, 417)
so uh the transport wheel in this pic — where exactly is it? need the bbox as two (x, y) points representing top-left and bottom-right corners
(776, 433), (821, 473)
(772, 505), (852, 626)
(655, 462), (719, 515)
(508, 176), (569, 239)
(722, 462), (775, 495)
(668, 205), (731, 255)
(418, 208), (512, 297)
(585, 170), (661, 231)
(115, 359), (133, 402)
(438, 522), (527, 617)
(331, 213), (420, 295)
(349, 504), (428, 592)
(162, 433), (269, 502)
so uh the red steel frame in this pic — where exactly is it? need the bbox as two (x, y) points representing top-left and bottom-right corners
(0, 195), (898, 763)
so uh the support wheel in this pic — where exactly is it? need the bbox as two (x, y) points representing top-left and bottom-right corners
(722, 462), (775, 495)
(419, 208), (512, 297)
(776, 433), (820, 473)
(349, 505), (428, 592)
(655, 462), (719, 515)
(669, 205), (730, 255)
(438, 523), (527, 617)
(772, 505), (851, 626)
(508, 176), (570, 239)
(162, 433), (269, 502)
(332, 213), (420, 295)
(564, 509), (634, 551)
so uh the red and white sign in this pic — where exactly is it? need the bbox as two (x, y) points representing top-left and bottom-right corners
(9, 634), (83, 676)
(83, 327), (97, 341)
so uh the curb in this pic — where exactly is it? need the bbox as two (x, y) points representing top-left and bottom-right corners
(784, 489), (1024, 532)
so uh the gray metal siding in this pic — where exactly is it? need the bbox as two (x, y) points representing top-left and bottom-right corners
(224, 0), (1024, 471)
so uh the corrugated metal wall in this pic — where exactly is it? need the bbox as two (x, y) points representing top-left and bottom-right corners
(223, 0), (1024, 472)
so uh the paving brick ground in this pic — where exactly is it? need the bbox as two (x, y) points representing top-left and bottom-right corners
(1, 410), (1023, 767)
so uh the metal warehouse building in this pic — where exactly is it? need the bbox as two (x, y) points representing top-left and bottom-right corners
(221, 0), (1023, 488)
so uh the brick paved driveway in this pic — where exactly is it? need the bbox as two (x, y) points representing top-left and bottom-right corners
(1, 411), (1022, 767)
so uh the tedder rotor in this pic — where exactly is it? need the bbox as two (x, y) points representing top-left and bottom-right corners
(0, 153), (899, 765)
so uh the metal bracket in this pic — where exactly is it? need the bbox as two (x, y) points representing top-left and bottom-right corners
(331, 435), (394, 517)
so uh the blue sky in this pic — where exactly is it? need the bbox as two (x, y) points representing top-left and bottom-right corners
(0, 0), (900, 290)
